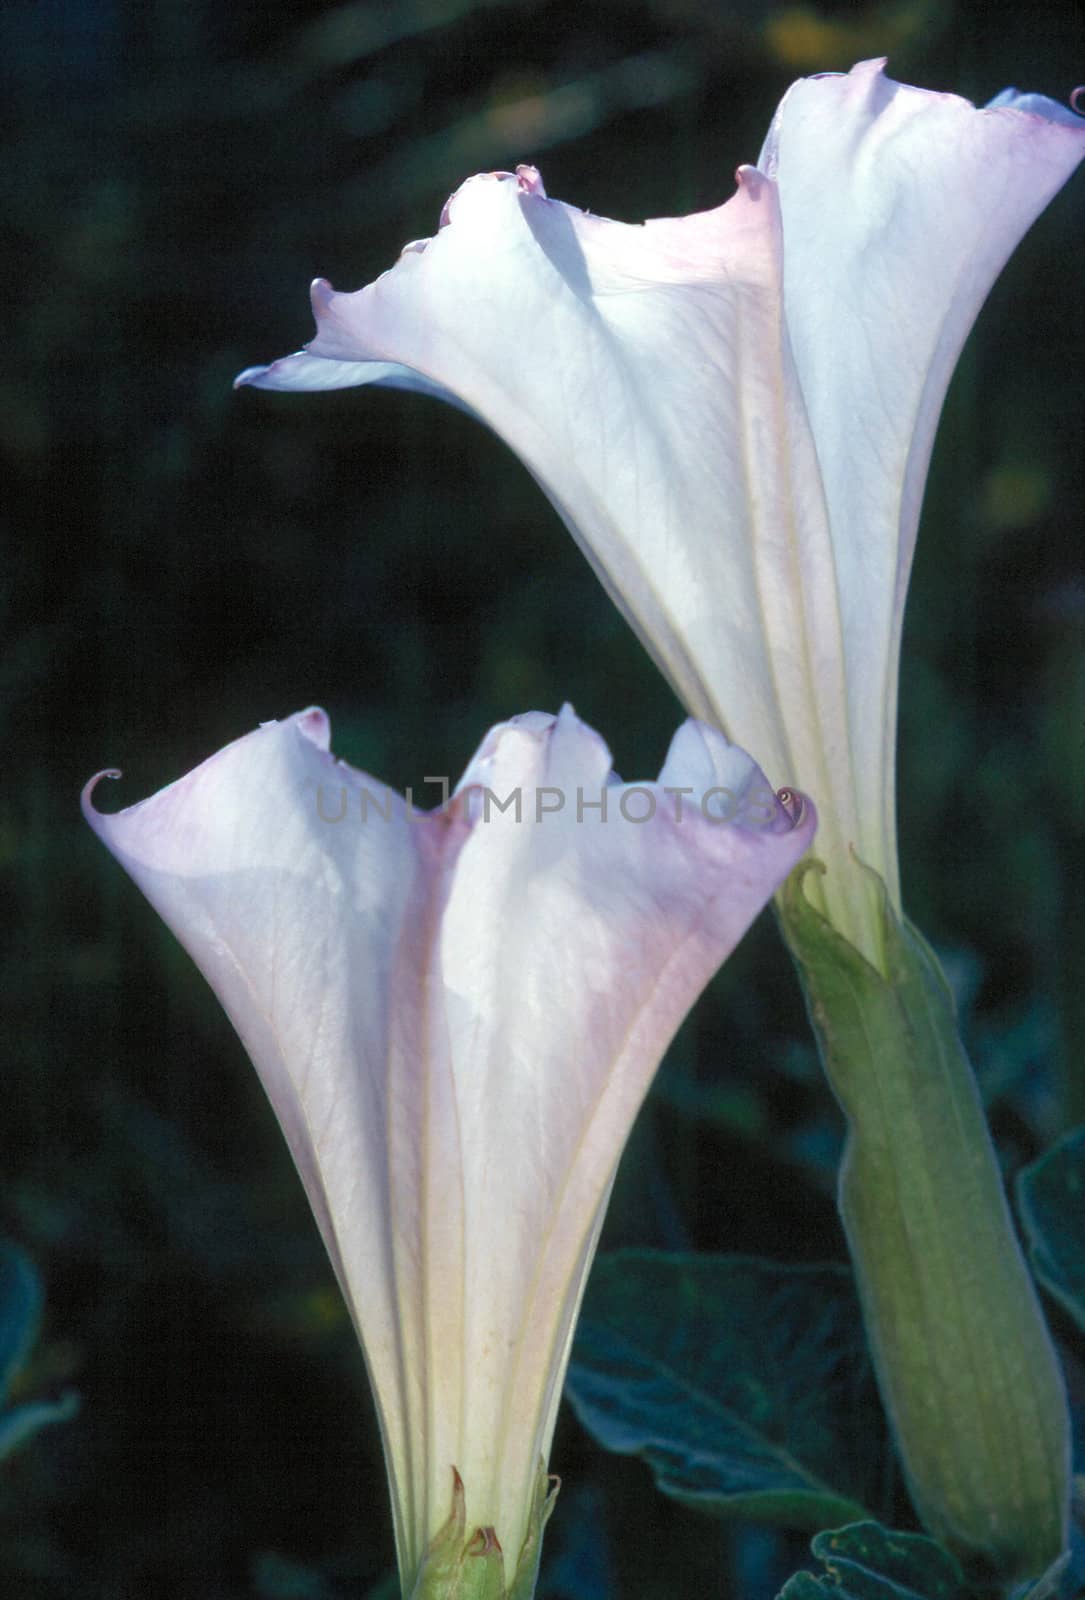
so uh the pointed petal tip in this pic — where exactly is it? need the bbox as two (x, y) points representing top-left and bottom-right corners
(547, 701), (615, 772)
(810, 55), (1085, 135)
(840, 56), (1085, 133)
(659, 716), (738, 781)
(440, 163), (548, 228)
(292, 706), (332, 749)
(735, 162), (768, 194)
(233, 357), (322, 391)
(659, 720), (817, 840)
(234, 283), (338, 393)
(510, 708), (560, 732)
(455, 705), (619, 800)
(514, 163), (547, 197)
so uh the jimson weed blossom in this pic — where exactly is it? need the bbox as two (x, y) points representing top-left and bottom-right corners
(234, 60), (1085, 1578)
(238, 58), (1085, 971)
(85, 707), (813, 1597)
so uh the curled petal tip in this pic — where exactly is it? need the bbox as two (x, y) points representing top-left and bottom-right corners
(1072, 87), (1085, 116)
(777, 787), (809, 829)
(232, 365), (266, 389)
(81, 768), (123, 818)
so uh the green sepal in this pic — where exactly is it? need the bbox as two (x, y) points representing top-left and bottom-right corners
(507, 1464), (560, 1600)
(778, 861), (1070, 1579)
(408, 1466), (558, 1600)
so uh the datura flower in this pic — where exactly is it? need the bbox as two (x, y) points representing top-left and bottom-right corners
(237, 59), (1085, 969)
(83, 706), (813, 1597)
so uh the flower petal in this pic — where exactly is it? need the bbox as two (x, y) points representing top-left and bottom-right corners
(757, 58), (1085, 877)
(429, 706), (813, 1557)
(236, 71), (1084, 961)
(234, 343), (480, 419)
(237, 167), (854, 903)
(84, 710), (428, 1566)
(84, 707), (813, 1584)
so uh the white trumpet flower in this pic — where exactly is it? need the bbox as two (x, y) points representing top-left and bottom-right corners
(237, 60), (1085, 966)
(84, 705), (813, 1595)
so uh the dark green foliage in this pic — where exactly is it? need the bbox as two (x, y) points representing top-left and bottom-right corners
(777, 1524), (1072, 1600)
(776, 1523), (967, 1600)
(1018, 1128), (1085, 1334)
(567, 1252), (885, 1529)
(0, 1241), (78, 1464)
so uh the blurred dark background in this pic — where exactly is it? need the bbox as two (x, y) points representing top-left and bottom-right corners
(3, 0), (1084, 1595)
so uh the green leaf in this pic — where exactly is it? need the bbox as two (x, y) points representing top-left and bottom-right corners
(1017, 1127), (1085, 1334)
(778, 1575), (851, 1600)
(776, 1522), (967, 1600)
(0, 1238), (79, 1463)
(565, 1251), (886, 1531)
(0, 1239), (42, 1404)
(538, 1482), (615, 1600)
(0, 1390), (80, 1461)
(1007, 1551), (1071, 1600)
(252, 1551), (336, 1598)
(363, 1577), (400, 1600)
(507, 1465), (559, 1600)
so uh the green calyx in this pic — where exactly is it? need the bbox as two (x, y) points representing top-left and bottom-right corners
(407, 1465), (559, 1600)
(779, 859), (1070, 1582)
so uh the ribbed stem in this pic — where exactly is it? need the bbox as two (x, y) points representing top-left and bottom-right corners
(780, 862), (1070, 1580)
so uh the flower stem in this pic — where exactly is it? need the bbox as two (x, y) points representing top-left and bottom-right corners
(779, 862), (1070, 1580)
